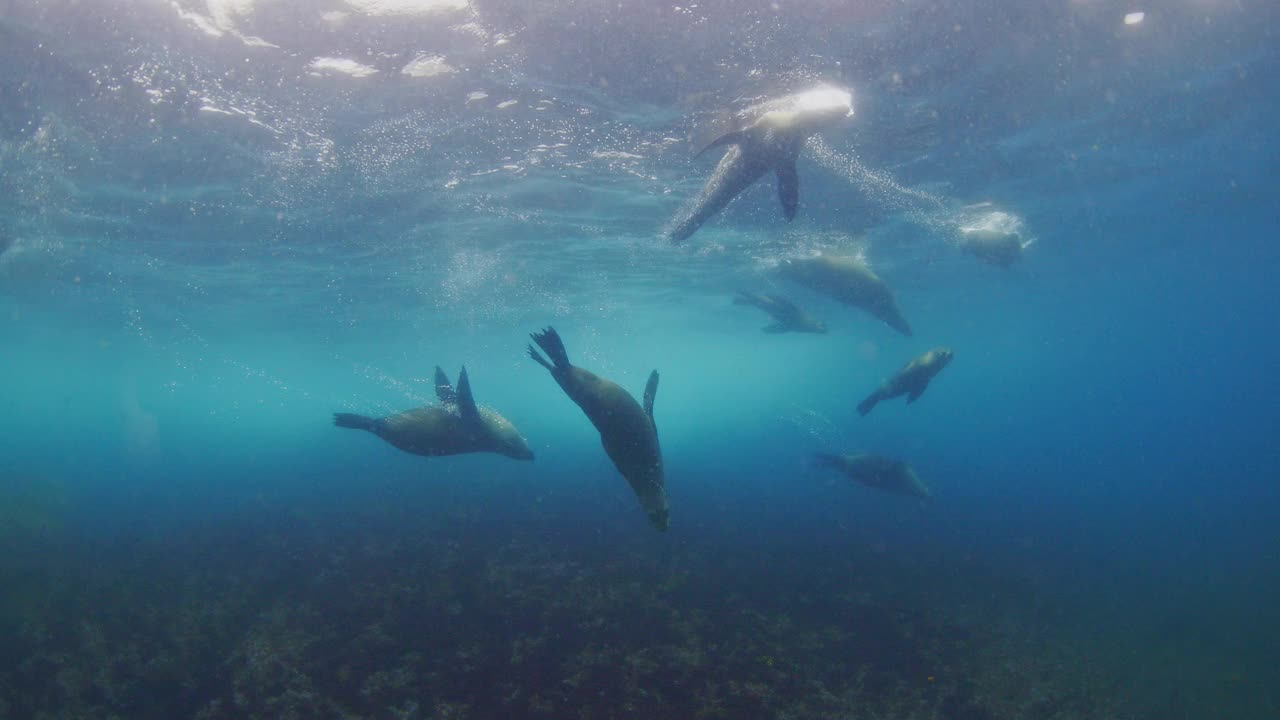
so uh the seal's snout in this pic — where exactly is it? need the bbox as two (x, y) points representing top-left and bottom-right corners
(649, 508), (670, 532)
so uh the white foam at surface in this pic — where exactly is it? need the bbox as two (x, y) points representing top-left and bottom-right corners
(402, 54), (457, 78)
(321, 10), (350, 28)
(309, 57), (379, 78)
(344, 0), (469, 16)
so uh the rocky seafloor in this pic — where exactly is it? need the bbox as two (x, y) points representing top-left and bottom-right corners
(0, 482), (1144, 720)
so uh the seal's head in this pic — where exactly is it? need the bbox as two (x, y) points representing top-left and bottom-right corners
(753, 85), (855, 134)
(484, 412), (536, 460)
(500, 433), (535, 461)
(647, 503), (670, 532)
(790, 85), (855, 126)
(932, 348), (955, 370)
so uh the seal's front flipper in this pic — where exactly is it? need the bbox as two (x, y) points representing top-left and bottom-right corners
(733, 290), (759, 306)
(763, 323), (787, 334)
(695, 130), (748, 159)
(434, 366), (457, 405)
(777, 159), (799, 221)
(906, 385), (925, 404)
(643, 370), (659, 423)
(455, 366), (481, 423)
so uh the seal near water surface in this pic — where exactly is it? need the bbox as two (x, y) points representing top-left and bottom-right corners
(733, 290), (827, 334)
(959, 228), (1029, 268)
(665, 86), (855, 244)
(776, 254), (912, 336)
(333, 366), (535, 460)
(857, 347), (953, 416)
(814, 453), (932, 499)
(527, 326), (669, 530)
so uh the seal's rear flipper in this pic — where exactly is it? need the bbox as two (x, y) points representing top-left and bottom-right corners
(777, 160), (799, 220)
(643, 370), (659, 422)
(856, 392), (881, 416)
(434, 366), (457, 405)
(333, 413), (376, 431)
(455, 366), (481, 423)
(527, 344), (553, 371)
(530, 327), (571, 370)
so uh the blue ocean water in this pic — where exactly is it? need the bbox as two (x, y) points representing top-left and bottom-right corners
(2, 0), (1278, 717)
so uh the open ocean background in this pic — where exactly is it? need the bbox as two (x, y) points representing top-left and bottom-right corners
(2, 1), (1278, 718)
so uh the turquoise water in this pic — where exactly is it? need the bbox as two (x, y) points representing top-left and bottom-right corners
(2, 1), (1278, 718)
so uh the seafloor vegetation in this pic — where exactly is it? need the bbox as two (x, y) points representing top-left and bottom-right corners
(0, 484), (1144, 720)
(58, 452), (1280, 720)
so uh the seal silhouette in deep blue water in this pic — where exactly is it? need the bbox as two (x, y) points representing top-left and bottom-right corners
(665, 86), (854, 244)
(776, 254), (912, 336)
(814, 453), (932, 499)
(733, 290), (827, 334)
(334, 366), (534, 460)
(857, 348), (953, 416)
(527, 327), (668, 530)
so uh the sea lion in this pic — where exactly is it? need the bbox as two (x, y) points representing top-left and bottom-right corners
(526, 327), (669, 530)
(665, 86), (854, 244)
(959, 228), (1029, 268)
(776, 254), (912, 336)
(333, 366), (534, 460)
(733, 290), (827, 334)
(857, 348), (953, 416)
(814, 453), (931, 499)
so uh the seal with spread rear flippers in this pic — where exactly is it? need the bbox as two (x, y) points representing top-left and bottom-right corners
(527, 326), (669, 530)
(665, 86), (854, 244)
(814, 453), (931, 499)
(776, 254), (912, 336)
(333, 366), (534, 460)
(857, 348), (953, 416)
(734, 290), (827, 334)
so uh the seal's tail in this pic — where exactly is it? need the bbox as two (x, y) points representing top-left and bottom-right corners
(856, 391), (882, 416)
(333, 413), (375, 431)
(529, 326), (571, 370)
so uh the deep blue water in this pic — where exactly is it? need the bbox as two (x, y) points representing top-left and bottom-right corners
(2, 1), (1279, 718)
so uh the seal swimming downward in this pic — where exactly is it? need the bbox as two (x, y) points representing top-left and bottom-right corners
(733, 290), (828, 334)
(776, 254), (913, 336)
(333, 366), (534, 460)
(857, 348), (953, 416)
(527, 327), (669, 530)
(665, 86), (854, 244)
